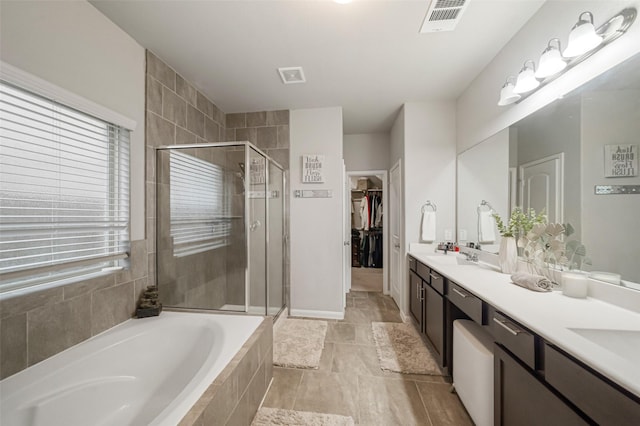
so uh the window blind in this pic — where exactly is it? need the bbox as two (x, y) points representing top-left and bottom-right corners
(169, 151), (230, 257)
(0, 80), (130, 292)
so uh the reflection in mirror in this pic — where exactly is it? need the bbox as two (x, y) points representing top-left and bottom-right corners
(457, 52), (640, 287)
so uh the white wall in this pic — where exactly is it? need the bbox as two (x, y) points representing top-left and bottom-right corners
(0, 1), (146, 240)
(344, 133), (390, 171)
(581, 89), (640, 283)
(457, 0), (640, 153)
(457, 129), (509, 252)
(399, 101), (457, 316)
(289, 106), (345, 319)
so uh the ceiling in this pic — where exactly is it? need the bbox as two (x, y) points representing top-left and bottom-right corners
(91, 0), (545, 134)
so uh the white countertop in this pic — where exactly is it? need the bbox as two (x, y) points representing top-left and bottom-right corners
(409, 250), (640, 398)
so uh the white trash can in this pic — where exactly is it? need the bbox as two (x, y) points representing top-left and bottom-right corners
(453, 319), (494, 426)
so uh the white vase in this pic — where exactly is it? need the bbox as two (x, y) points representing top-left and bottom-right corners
(498, 237), (518, 274)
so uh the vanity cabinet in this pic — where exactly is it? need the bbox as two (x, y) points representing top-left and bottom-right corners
(494, 344), (588, 426)
(409, 270), (423, 330)
(408, 256), (446, 367)
(544, 344), (640, 426)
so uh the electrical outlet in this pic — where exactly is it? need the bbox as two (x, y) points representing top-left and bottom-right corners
(444, 229), (452, 241)
(460, 229), (467, 241)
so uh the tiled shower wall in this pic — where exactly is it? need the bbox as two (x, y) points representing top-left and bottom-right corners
(0, 50), (290, 380)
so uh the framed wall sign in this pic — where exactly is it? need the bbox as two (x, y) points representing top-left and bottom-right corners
(302, 154), (325, 183)
(604, 144), (637, 177)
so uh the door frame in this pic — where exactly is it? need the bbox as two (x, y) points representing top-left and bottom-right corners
(346, 169), (389, 294)
(389, 159), (403, 314)
(519, 153), (565, 224)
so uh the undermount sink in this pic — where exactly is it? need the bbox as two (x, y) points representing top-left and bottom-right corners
(568, 328), (640, 357)
(423, 255), (475, 266)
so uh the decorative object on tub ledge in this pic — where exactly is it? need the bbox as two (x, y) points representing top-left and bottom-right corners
(252, 408), (355, 426)
(510, 272), (553, 292)
(371, 322), (441, 375)
(273, 318), (327, 369)
(136, 285), (162, 318)
(493, 207), (546, 274)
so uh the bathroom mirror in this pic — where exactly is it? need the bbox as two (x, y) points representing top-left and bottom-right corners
(457, 52), (640, 286)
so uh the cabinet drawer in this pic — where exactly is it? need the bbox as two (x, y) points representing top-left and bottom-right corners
(409, 256), (417, 272)
(428, 269), (445, 295)
(447, 282), (482, 324)
(416, 261), (431, 284)
(490, 310), (535, 370)
(545, 344), (640, 426)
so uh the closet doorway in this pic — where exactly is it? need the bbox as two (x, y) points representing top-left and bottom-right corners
(347, 170), (388, 294)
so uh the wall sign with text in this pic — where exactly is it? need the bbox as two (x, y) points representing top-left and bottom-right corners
(605, 144), (637, 177)
(302, 154), (325, 183)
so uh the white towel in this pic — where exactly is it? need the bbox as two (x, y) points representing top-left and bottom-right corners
(478, 210), (496, 243)
(420, 211), (436, 243)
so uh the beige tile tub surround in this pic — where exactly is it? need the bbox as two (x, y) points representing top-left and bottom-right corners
(178, 316), (273, 426)
(0, 239), (148, 379)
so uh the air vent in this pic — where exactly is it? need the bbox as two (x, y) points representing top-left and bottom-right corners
(277, 67), (306, 84)
(420, 0), (469, 33)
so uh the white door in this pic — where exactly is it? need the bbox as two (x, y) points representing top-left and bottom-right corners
(389, 161), (402, 307)
(519, 153), (564, 224)
(342, 163), (350, 304)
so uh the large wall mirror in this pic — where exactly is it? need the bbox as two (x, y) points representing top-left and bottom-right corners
(457, 52), (640, 287)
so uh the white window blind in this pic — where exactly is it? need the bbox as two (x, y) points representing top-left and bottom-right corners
(169, 151), (230, 256)
(0, 80), (130, 293)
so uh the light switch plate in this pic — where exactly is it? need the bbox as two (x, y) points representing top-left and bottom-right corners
(459, 229), (467, 241)
(444, 229), (452, 241)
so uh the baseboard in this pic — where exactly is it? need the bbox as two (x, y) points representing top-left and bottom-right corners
(289, 308), (345, 320)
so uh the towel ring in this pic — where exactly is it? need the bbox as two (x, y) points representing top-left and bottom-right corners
(421, 201), (437, 213)
(477, 199), (494, 213)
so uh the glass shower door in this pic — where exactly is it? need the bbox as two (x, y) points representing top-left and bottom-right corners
(267, 163), (284, 315)
(247, 147), (266, 314)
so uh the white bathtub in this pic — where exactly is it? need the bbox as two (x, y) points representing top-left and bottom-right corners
(0, 311), (264, 426)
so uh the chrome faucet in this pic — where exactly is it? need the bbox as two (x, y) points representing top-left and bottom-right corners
(460, 251), (478, 262)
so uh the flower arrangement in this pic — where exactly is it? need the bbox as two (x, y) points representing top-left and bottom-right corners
(518, 221), (591, 283)
(493, 207), (546, 239)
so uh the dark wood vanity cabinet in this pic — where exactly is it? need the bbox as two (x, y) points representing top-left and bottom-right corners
(494, 344), (588, 426)
(408, 256), (446, 367)
(409, 270), (423, 330)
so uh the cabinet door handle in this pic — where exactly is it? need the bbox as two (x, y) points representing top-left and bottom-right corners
(429, 273), (439, 280)
(419, 285), (424, 301)
(493, 317), (522, 336)
(452, 287), (468, 298)
(416, 282), (420, 300)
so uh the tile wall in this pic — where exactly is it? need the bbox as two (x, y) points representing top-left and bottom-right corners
(0, 50), (290, 380)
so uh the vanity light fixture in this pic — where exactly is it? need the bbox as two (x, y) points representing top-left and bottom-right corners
(535, 38), (567, 79)
(497, 76), (521, 106)
(513, 60), (540, 94)
(563, 12), (603, 58)
(497, 8), (636, 107)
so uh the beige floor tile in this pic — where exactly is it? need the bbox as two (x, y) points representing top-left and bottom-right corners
(326, 322), (358, 344)
(262, 367), (303, 410)
(415, 381), (473, 426)
(351, 267), (383, 292)
(293, 371), (360, 422)
(357, 376), (431, 426)
(317, 342), (335, 373)
(330, 343), (381, 376)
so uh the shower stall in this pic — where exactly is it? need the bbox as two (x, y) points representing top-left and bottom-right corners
(155, 142), (285, 316)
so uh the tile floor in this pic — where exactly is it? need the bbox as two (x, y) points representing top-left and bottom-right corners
(351, 267), (383, 292)
(261, 291), (473, 425)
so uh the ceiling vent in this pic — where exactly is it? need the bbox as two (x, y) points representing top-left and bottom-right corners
(420, 0), (469, 33)
(278, 67), (306, 84)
